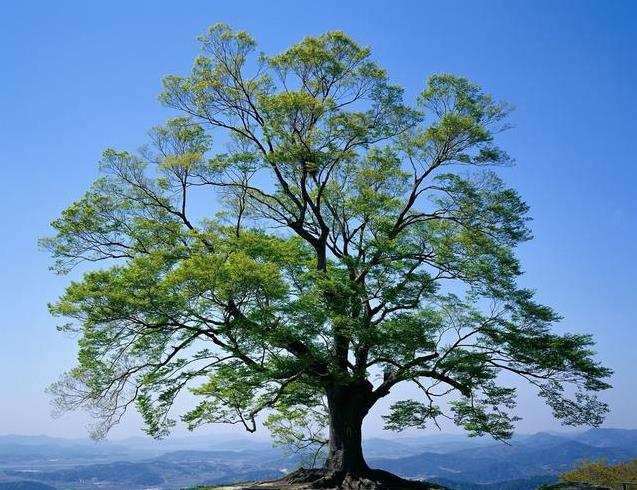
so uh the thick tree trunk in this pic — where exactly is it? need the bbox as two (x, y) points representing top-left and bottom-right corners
(324, 384), (370, 475)
(283, 382), (442, 489)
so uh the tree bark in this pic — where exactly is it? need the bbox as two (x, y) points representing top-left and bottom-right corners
(282, 382), (438, 489)
(324, 383), (371, 476)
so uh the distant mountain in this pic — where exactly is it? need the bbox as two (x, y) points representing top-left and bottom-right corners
(2, 448), (291, 489)
(574, 428), (637, 449)
(5, 458), (271, 487)
(512, 432), (574, 448)
(117, 434), (274, 452)
(363, 438), (427, 458)
(432, 475), (557, 490)
(0, 483), (57, 490)
(0, 435), (145, 466)
(0, 429), (635, 489)
(6, 461), (166, 486)
(370, 429), (637, 489)
(0, 435), (129, 451)
(154, 449), (281, 463)
(363, 436), (492, 458)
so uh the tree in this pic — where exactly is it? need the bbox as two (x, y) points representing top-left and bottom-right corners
(557, 459), (637, 490)
(43, 24), (611, 489)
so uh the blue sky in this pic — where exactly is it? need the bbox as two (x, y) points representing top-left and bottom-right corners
(1, 0), (635, 440)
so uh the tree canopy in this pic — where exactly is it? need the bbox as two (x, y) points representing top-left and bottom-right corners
(43, 24), (611, 481)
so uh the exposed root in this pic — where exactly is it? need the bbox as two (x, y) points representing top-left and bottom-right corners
(282, 468), (328, 484)
(279, 467), (445, 490)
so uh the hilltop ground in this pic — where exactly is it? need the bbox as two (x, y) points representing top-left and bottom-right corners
(193, 479), (609, 490)
(190, 467), (447, 490)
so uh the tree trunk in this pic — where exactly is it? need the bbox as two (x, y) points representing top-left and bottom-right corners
(284, 382), (437, 489)
(324, 383), (371, 476)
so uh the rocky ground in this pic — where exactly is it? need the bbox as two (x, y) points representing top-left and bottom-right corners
(189, 469), (447, 490)
(193, 482), (613, 490)
(194, 484), (444, 490)
(192, 477), (620, 490)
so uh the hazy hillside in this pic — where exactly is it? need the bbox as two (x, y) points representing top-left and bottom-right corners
(0, 429), (635, 490)
(0, 483), (57, 490)
(370, 429), (637, 489)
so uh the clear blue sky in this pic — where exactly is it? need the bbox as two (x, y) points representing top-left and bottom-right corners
(1, 0), (635, 439)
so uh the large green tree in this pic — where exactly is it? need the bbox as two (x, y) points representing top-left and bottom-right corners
(44, 25), (611, 488)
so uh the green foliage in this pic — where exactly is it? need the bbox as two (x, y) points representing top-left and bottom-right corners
(43, 24), (611, 449)
(264, 400), (328, 468)
(382, 400), (443, 431)
(558, 459), (637, 490)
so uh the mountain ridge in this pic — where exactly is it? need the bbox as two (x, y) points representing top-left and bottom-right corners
(0, 428), (635, 490)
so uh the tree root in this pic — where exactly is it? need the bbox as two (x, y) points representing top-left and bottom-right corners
(280, 467), (446, 490)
